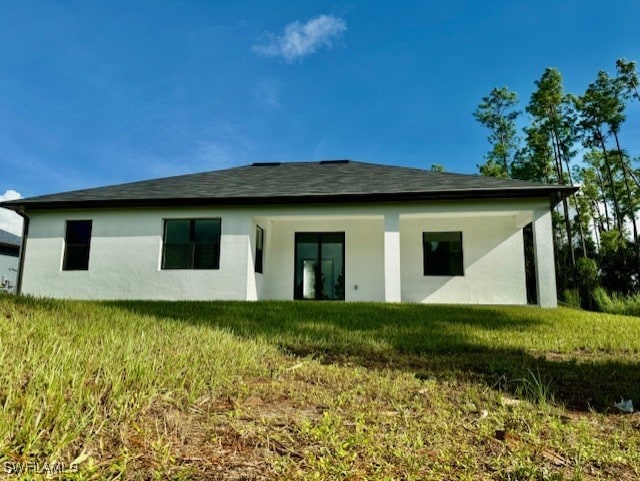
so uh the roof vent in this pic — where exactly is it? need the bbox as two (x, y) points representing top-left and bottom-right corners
(319, 159), (350, 164)
(252, 162), (282, 167)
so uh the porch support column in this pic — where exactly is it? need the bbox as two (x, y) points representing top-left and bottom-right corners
(532, 208), (557, 308)
(384, 212), (402, 302)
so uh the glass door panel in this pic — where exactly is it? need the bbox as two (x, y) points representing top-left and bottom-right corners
(321, 237), (344, 300)
(302, 260), (317, 299)
(294, 233), (345, 300)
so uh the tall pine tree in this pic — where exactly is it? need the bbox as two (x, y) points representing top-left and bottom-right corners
(473, 87), (520, 178)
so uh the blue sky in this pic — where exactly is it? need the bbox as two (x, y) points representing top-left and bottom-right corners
(1, 0), (640, 221)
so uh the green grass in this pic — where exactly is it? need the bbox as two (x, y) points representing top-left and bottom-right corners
(1, 295), (639, 480)
(593, 287), (640, 317)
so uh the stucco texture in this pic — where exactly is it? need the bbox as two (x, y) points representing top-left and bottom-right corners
(20, 199), (556, 306)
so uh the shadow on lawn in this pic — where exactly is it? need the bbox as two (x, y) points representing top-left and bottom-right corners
(104, 301), (640, 412)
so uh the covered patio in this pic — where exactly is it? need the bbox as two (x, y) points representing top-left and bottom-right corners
(246, 199), (557, 307)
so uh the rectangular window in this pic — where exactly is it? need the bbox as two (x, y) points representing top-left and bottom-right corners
(63, 220), (92, 271)
(162, 219), (221, 269)
(423, 231), (464, 276)
(255, 225), (264, 273)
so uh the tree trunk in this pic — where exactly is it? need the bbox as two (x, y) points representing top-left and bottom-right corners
(549, 128), (576, 269)
(624, 162), (640, 189)
(612, 130), (640, 268)
(561, 146), (588, 256)
(596, 132), (624, 232)
(500, 131), (509, 177)
(591, 204), (601, 250)
(590, 199), (605, 234)
(593, 168), (611, 231)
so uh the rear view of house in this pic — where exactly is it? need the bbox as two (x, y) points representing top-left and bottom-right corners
(0, 160), (576, 306)
(0, 229), (21, 292)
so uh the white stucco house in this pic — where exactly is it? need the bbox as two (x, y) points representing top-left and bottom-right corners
(0, 160), (576, 306)
(0, 228), (21, 292)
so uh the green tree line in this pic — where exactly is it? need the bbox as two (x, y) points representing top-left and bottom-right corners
(474, 60), (640, 309)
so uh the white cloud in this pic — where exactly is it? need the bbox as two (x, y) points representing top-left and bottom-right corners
(0, 190), (23, 236)
(252, 15), (347, 62)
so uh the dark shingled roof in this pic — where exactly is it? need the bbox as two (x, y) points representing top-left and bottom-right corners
(1, 160), (577, 211)
(0, 228), (21, 248)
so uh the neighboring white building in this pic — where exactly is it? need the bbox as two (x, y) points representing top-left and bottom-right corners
(0, 228), (21, 292)
(0, 160), (576, 306)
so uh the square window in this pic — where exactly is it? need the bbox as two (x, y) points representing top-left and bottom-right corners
(162, 244), (191, 269)
(162, 219), (221, 269)
(165, 219), (191, 244)
(423, 231), (464, 276)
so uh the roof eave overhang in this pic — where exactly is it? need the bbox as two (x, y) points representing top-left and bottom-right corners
(1, 186), (579, 212)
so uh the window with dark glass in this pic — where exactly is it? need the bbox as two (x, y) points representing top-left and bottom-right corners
(255, 225), (264, 273)
(162, 219), (221, 269)
(63, 220), (92, 271)
(423, 232), (464, 276)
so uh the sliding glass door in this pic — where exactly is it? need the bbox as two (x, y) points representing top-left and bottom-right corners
(294, 232), (345, 300)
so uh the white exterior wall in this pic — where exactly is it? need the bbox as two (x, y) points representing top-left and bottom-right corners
(262, 217), (384, 301)
(400, 216), (526, 304)
(0, 252), (19, 291)
(532, 208), (558, 307)
(20, 198), (555, 305)
(383, 212), (402, 302)
(22, 207), (252, 300)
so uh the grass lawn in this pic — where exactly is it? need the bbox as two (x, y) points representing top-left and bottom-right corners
(1, 295), (639, 480)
